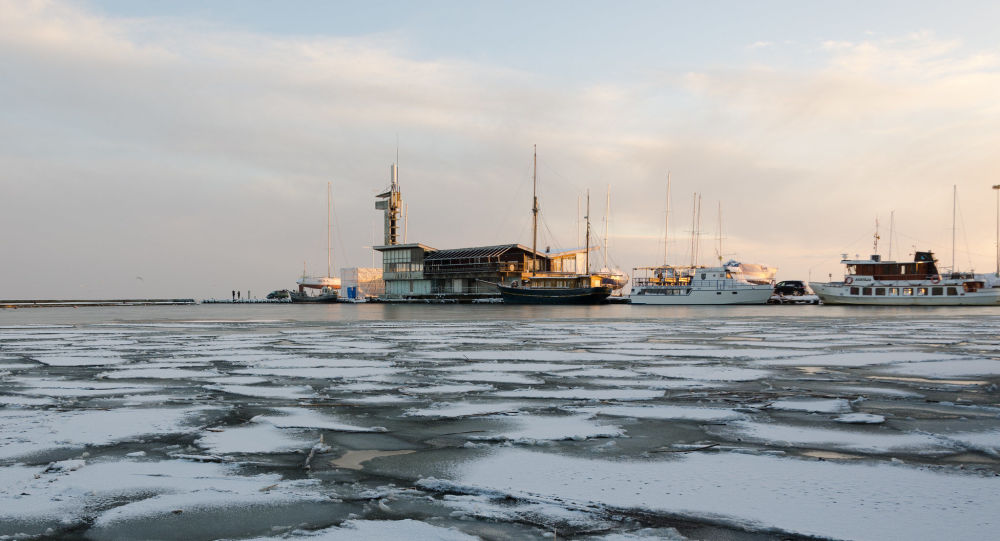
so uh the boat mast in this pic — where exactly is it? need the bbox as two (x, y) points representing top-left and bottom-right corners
(952, 185), (957, 272)
(717, 201), (722, 264)
(692, 193), (702, 267)
(664, 171), (671, 266)
(690, 193), (696, 267)
(603, 184), (610, 269)
(994, 184), (1000, 276)
(698, 194), (702, 265)
(577, 195), (581, 249)
(327, 182), (332, 278)
(531, 144), (538, 277)
(888, 210), (894, 261)
(585, 189), (591, 274)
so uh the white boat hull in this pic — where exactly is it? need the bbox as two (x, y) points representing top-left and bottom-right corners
(630, 286), (773, 305)
(810, 281), (1000, 306)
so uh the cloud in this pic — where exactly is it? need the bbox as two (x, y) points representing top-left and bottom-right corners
(2, 2), (999, 298)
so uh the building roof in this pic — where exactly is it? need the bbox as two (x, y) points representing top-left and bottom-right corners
(424, 244), (537, 261)
(373, 243), (437, 252)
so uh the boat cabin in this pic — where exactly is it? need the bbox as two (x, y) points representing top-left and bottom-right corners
(513, 273), (604, 290)
(843, 251), (939, 280)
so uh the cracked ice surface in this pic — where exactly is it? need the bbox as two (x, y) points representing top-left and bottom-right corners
(0, 306), (998, 540)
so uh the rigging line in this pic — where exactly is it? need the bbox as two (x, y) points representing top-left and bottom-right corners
(493, 152), (535, 245)
(957, 196), (974, 271)
(330, 188), (352, 270)
(537, 157), (577, 188)
(538, 212), (565, 254)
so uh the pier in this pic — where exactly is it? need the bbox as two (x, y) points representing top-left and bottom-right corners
(0, 299), (196, 308)
(201, 299), (292, 304)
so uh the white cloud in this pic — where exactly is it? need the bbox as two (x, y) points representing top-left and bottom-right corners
(2, 3), (999, 298)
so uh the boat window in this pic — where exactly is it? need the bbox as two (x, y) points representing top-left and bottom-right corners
(902, 288), (913, 296)
(947, 287), (958, 296)
(875, 288), (885, 296)
(917, 287), (928, 295)
(862, 287), (872, 295)
(850, 287), (859, 295)
(931, 287), (943, 296)
(701, 273), (706, 280)
(889, 288), (899, 295)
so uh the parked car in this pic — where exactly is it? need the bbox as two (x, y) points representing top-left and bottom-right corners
(774, 280), (808, 296)
(266, 289), (291, 300)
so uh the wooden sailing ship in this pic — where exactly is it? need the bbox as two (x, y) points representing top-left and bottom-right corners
(497, 146), (612, 305)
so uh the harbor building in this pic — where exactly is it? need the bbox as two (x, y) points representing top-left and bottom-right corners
(372, 163), (590, 301)
(375, 242), (559, 300)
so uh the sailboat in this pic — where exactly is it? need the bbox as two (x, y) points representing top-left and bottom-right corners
(291, 182), (342, 303)
(497, 147), (613, 304)
(629, 183), (774, 305)
(594, 184), (629, 291)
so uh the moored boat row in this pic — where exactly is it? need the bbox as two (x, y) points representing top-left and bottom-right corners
(810, 251), (1000, 306)
(281, 152), (999, 307)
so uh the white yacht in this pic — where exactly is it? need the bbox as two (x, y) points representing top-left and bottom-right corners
(810, 251), (1000, 305)
(629, 264), (774, 305)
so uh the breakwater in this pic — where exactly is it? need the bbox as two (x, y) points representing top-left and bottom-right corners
(0, 299), (196, 308)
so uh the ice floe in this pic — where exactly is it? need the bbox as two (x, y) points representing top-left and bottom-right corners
(405, 401), (527, 418)
(638, 365), (771, 382)
(884, 358), (1000, 377)
(235, 519), (478, 540)
(422, 448), (1000, 540)
(493, 388), (663, 401)
(253, 407), (384, 432)
(758, 351), (967, 367)
(766, 398), (852, 413)
(205, 384), (315, 400)
(0, 407), (211, 460)
(835, 413), (886, 424)
(571, 404), (745, 422)
(708, 421), (956, 454)
(471, 414), (625, 443)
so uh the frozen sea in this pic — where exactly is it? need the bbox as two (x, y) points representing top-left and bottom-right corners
(1, 303), (998, 540)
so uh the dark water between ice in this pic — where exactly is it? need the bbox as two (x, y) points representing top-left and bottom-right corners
(1, 304), (998, 540)
(5, 301), (1000, 325)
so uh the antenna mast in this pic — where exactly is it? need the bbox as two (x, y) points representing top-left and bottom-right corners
(872, 216), (880, 255)
(374, 162), (402, 245)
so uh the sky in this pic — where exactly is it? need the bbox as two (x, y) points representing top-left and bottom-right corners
(3, 0), (1000, 299)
